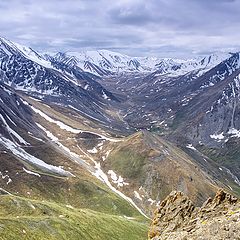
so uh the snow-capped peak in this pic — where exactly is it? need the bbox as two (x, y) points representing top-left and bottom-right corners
(0, 37), (52, 69)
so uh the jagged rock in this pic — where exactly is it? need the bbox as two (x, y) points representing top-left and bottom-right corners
(149, 189), (240, 240)
(148, 191), (195, 239)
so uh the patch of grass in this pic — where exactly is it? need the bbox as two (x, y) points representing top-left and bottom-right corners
(108, 148), (147, 179)
(18, 174), (146, 218)
(0, 195), (148, 240)
(170, 111), (185, 130)
(149, 127), (164, 133)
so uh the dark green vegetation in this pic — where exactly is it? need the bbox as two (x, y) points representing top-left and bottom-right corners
(198, 139), (240, 196)
(108, 148), (147, 179)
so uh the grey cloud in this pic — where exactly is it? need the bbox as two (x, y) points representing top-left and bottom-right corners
(0, 0), (239, 58)
(108, 2), (154, 26)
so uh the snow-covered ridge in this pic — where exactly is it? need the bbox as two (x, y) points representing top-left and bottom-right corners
(48, 49), (232, 77)
(0, 37), (53, 69)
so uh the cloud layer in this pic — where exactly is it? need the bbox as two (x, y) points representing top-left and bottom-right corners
(0, 0), (239, 57)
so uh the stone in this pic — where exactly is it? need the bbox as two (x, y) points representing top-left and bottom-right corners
(148, 189), (240, 240)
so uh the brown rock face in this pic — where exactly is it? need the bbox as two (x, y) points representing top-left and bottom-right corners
(148, 191), (195, 239)
(148, 189), (240, 240)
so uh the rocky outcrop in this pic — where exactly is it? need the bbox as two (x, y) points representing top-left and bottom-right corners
(149, 189), (240, 240)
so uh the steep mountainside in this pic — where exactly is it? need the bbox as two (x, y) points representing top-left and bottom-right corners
(0, 37), (124, 130)
(167, 54), (240, 193)
(101, 131), (223, 213)
(164, 53), (240, 144)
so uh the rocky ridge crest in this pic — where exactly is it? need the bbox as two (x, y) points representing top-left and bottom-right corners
(149, 189), (240, 240)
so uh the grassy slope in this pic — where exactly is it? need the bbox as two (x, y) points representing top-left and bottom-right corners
(0, 195), (148, 240)
(0, 149), (147, 218)
(0, 140), (149, 239)
(104, 131), (220, 207)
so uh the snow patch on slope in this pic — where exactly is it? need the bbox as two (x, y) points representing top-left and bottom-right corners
(186, 144), (197, 150)
(210, 132), (225, 140)
(31, 106), (81, 134)
(0, 113), (29, 145)
(0, 136), (72, 177)
(108, 170), (129, 187)
(27, 102), (123, 142)
(23, 167), (41, 177)
(228, 128), (240, 138)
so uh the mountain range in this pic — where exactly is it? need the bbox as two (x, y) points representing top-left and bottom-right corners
(0, 36), (240, 239)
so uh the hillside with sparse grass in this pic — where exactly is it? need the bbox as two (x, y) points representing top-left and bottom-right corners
(0, 195), (148, 240)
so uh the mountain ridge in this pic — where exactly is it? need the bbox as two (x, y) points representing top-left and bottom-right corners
(47, 50), (233, 77)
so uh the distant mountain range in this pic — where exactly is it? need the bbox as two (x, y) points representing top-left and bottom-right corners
(0, 36), (234, 77)
(46, 48), (232, 77)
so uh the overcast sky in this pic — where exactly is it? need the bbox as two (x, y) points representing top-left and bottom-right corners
(0, 0), (239, 58)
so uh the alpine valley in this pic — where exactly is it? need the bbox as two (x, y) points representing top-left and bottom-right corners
(0, 36), (240, 240)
